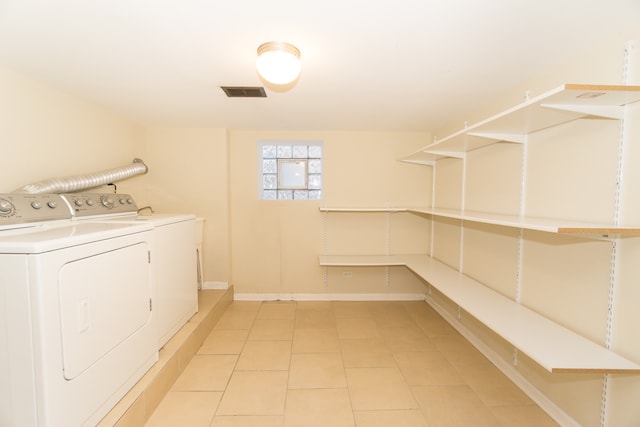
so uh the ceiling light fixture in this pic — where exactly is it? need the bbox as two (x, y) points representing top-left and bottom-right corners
(256, 41), (302, 85)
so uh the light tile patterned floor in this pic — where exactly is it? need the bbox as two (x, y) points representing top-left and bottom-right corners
(145, 300), (559, 427)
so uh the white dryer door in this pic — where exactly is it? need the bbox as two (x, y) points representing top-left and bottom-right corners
(58, 242), (152, 379)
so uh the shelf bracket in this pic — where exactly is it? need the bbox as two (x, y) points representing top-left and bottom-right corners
(540, 103), (624, 120)
(423, 149), (465, 159)
(466, 132), (527, 144)
(399, 158), (437, 166)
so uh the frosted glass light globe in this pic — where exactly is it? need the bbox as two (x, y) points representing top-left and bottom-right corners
(256, 42), (302, 85)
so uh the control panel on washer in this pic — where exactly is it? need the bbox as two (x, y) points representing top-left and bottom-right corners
(61, 193), (138, 217)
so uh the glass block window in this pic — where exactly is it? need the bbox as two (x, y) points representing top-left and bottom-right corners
(259, 141), (323, 200)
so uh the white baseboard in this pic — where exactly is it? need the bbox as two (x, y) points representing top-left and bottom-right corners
(201, 281), (229, 290)
(233, 293), (427, 301)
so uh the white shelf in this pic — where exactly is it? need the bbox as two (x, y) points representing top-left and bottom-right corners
(321, 207), (640, 238)
(319, 254), (413, 266)
(319, 207), (408, 213)
(408, 207), (640, 239)
(319, 254), (640, 374)
(401, 84), (640, 161)
(398, 150), (444, 166)
(322, 82), (640, 376)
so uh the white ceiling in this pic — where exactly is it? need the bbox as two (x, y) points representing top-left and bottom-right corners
(0, 0), (639, 132)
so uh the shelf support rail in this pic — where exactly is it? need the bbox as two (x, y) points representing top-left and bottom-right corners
(429, 163), (437, 257)
(516, 89), (531, 306)
(458, 155), (467, 272)
(322, 208), (329, 287)
(386, 203), (392, 287)
(512, 90), (532, 368)
(601, 39), (636, 427)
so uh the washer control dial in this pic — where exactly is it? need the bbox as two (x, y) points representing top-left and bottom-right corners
(100, 195), (115, 209)
(58, 193), (138, 217)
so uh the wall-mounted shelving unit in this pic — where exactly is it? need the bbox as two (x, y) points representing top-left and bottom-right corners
(318, 205), (640, 372)
(319, 83), (640, 380)
(400, 84), (640, 165)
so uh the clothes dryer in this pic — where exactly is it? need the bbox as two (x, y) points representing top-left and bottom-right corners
(0, 193), (157, 427)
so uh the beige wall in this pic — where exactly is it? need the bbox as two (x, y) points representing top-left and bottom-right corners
(142, 128), (231, 285)
(138, 128), (432, 295)
(0, 67), (232, 285)
(228, 130), (431, 297)
(0, 66), (145, 194)
(429, 34), (640, 427)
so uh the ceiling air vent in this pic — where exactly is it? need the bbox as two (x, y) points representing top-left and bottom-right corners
(221, 86), (267, 98)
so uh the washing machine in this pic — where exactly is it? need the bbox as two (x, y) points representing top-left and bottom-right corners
(0, 193), (157, 427)
(61, 193), (198, 349)
(130, 213), (198, 347)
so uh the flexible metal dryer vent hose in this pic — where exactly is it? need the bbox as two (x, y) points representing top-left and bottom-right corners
(13, 158), (148, 194)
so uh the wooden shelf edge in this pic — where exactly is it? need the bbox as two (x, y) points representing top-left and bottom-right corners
(563, 83), (640, 93)
(406, 208), (640, 238)
(556, 227), (640, 235)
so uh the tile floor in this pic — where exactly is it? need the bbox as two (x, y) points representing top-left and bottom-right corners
(144, 300), (559, 427)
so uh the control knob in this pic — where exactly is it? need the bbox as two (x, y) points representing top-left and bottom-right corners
(31, 201), (42, 209)
(0, 199), (13, 215)
(100, 196), (115, 209)
(74, 199), (85, 207)
(47, 201), (57, 209)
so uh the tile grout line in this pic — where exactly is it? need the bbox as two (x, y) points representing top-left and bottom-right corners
(331, 302), (358, 426)
(209, 300), (262, 423)
(151, 299), (558, 427)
